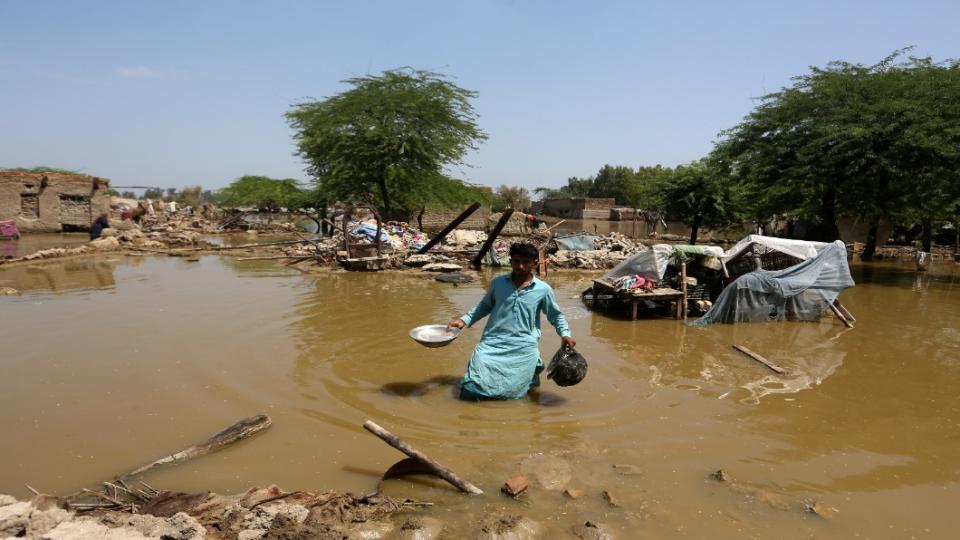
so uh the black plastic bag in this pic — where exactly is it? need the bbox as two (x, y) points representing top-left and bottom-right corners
(547, 346), (588, 387)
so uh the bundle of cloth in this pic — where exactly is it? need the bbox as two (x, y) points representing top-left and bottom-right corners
(612, 274), (656, 292)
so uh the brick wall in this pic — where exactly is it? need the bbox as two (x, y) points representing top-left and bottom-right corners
(411, 206), (491, 232)
(0, 172), (110, 232)
(584, 198), (615, 210)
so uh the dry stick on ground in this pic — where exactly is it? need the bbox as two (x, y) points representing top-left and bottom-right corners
(82, 488), (128, 508)
(732, 345), (786, 374)
(120, 415), (273, 479)
(362, 420), (483, 495)
(105, 481), (147, 502)
(24, 484), (40, 496)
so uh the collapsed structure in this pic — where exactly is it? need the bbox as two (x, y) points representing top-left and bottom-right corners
(693, 239), (855, 326)
(0, 171), (111, 233)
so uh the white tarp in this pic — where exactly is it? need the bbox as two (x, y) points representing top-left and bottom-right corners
(601, 244), (675, 281)
(721, 234), (829, 263)
(692, 240), (854, 326)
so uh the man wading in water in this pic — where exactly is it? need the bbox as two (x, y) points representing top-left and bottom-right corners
(448, 243), (576, 401)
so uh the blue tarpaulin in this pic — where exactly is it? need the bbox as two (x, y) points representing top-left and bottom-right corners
(352, 223), (389, 243)
(555, 233), (598, 251)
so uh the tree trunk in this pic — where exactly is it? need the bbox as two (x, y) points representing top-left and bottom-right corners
(417, 206), (425, 231)
(954, 221), (959, 256)
(817, 185), (840, 242)
(689, 214), (702, 245)
(377, 179), (391, 215)
(921, 218), (932, 253)
(861, 217), (880, 261)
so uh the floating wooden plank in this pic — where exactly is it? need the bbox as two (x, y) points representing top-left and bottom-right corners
(363, 420), (482, 494)
(732, 345), (786, 374)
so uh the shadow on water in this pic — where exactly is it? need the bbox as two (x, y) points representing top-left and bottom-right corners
(381, 374), (461, 398)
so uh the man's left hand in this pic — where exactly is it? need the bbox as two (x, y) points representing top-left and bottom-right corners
(561, 336), (577, 349)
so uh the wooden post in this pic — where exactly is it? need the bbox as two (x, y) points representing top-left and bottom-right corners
(472, 209), (514, 270)
(680, 259), (688, 322)
(631, 300), (638, 321)
(342, 207), (351, 257)
(363, 420), (483, 495)
(417, 202), (482, 254)
(833, 300), (856, 322)
(829, 303), (854, 329)
(537, 247), (546, 276)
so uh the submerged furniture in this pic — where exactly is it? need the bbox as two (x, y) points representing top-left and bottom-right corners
(584, 244), (724, 320)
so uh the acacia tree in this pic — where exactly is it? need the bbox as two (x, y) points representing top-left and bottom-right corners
(715, 50), (960, 251)
(286, 69), (488, 216)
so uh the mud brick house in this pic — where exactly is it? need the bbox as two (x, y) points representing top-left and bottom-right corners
(541, 197), (615, 219)
(0, 171), (111, 232)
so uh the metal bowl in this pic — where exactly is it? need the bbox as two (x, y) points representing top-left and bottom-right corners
(409, 324), (461, 348)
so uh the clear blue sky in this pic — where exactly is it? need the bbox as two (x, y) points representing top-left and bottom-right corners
(1, 0), (957, 192)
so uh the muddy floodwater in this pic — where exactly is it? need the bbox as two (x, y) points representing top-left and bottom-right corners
(1, 252), (958, 538)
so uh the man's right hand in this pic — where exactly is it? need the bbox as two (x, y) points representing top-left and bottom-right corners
(448, 318), (466, 331)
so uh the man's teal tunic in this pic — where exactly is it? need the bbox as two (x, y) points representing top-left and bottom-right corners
(459, 274), (571, 399)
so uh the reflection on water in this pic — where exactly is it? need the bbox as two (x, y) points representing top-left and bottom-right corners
(1, 233), (90, 259)
(0, 257), (121, 292)
(0, 257), (958, 538)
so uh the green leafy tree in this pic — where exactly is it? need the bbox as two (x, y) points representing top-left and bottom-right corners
(216, 175), (309, 211)
(120, 191), (136, 199)
(286, 68), (488, 216)
(715, 49), (960, 251)
(590, 165), (639, 205)
(647, 160), (744, 244)
(534, 176), (594, 200)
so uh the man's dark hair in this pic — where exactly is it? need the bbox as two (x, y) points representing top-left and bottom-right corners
(509, 242), (539, 261)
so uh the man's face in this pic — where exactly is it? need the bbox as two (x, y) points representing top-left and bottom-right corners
(511, 255), (537, 276)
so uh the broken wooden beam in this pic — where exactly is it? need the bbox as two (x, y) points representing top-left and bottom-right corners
(542, 219), (566, 234)
(363, 420), (483, 494)
(833, 300), (855, 322)
(732, 345), (786, 374)
(121, 415), (272, 479)
(472, 209), (514, 270)
(828, 303), (854, 329)
(417, 202), (481, 254)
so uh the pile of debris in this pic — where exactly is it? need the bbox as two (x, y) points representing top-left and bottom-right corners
(547, 232), (650, 269)
(0, 486), (420, 540)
